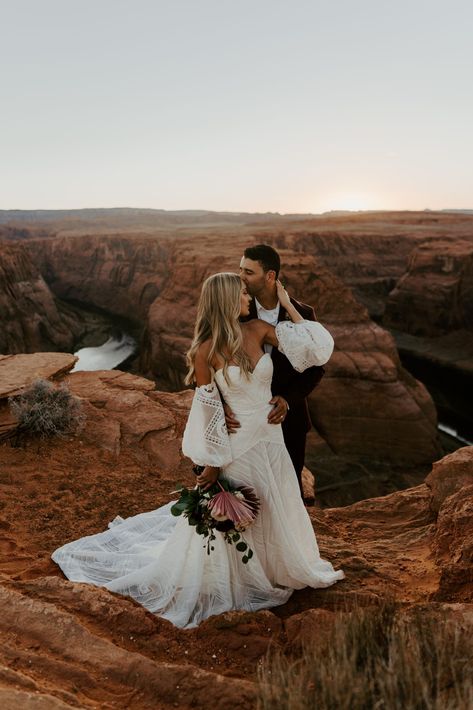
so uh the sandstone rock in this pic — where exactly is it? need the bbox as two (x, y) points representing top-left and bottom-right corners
(13, 218), (460, 485)
(192, 609), (283, 667)
(67, 370), (182, 469)
(392, 329), (473, 377)
(0, 243), (75, 354)
(384, 238), (473, 337)
(0, 405), (17, 441)
(0, 352), (77, 399)
(309, 323), (440, 466)
(29, 234), (171, 325)
(0, 585), (256, 710)
(425, 446), (473, 512)
(318, 483), (440, 602)
(301, 466), (315, 503)
(0, 366), (472, 708)
(0, 688), (77, 710)
(430, 483), (473, 602)
(284, 607), (337, 649)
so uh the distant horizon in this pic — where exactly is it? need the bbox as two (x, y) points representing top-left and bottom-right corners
(1, 205), (473, 218)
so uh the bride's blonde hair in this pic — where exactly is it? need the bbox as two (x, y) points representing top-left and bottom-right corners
(185, 272), (253, 385)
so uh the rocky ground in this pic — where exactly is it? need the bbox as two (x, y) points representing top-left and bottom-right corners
(0, 354), (472, 709)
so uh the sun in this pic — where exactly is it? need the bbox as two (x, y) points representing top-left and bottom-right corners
(318, 192), (381, 213)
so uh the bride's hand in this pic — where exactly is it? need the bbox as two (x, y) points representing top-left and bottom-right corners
(276, 280), (291, 309)
(196, 466), (219, 491)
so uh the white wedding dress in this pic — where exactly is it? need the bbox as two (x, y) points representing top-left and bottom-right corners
(52, 321), (345, 628)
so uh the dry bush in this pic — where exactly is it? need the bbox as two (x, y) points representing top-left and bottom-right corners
(258, 598), (473, 710)
(9, 378), (85, 439)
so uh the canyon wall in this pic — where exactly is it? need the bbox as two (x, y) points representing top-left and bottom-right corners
(20, 229), (443, 482)
(383, 238), (473, 337)
(8, 211), (473, 491)
(0, 242), (74, 354)
(29, 234), (172, 324)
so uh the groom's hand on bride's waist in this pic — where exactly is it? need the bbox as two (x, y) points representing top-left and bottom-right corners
(224, 402), (241, 434)
(268, 396), (289, 424)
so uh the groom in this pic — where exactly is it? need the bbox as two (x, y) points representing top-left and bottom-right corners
(228, 243), (325, 496)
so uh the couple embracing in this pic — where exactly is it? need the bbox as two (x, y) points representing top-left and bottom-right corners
(52, 244), (345, 629)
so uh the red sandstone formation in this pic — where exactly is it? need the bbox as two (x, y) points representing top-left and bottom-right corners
(0, 243), (75, 354)
(29, 234), (172, 324)
(0, 355), (471, 709)
(383, 238), (473, 337)
(6, 210), (473, 492)
(18, 224), (443, 496)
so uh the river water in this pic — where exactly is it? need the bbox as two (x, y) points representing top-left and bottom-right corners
(72, 334), (136, 372)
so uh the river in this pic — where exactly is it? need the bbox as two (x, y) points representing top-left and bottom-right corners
(72, 334), (137, 372)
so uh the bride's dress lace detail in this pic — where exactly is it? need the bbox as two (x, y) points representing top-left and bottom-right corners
(182, 382), (232, 467)
(275, 320), (334, 372)
(52, 320), (344, 629)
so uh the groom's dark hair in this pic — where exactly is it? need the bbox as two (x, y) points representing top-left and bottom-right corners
(244, 244), (280, 278)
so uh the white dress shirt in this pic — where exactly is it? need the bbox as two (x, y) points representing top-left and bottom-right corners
(255, 298), (280, 354)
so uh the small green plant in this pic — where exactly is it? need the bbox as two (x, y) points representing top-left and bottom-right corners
(9, 378), (85, 439)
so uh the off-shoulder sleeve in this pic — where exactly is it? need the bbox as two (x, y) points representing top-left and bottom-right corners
(181, 382), (232, 467)
(275, 320), (334, 372)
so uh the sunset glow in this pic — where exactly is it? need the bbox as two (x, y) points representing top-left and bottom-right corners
(317, 193), (386, 214)
(1, 1), (472, 212)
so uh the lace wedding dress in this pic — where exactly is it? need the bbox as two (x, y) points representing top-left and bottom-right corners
(52, 321), (345, 628)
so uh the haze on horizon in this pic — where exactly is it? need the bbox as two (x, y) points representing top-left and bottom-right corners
(1, 0), (472, 214)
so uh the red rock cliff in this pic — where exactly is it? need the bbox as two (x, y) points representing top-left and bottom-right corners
(0, 243), (74, 354)
(24, 230), (442, 485)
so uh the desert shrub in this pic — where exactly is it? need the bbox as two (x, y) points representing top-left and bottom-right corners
(9, 378), (85, 439)
(258, 598), (473, 710)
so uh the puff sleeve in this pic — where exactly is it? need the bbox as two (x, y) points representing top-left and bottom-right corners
(181, 382), (232, 467)
(275, 320), (334, 372)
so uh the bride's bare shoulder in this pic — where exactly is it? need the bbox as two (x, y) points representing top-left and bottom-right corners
(242, 318), (277, 346)
(242, 319), (267, 335)
(241, 318), (273, 347)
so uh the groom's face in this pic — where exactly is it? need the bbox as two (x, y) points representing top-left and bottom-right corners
(239, 257), (270, 297)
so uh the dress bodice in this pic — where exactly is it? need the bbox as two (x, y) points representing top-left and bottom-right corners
(214, 352), (273, 414)
(214, 353), (284, 460)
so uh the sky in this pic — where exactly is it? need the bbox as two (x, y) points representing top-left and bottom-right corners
(1, 0), (472, 214)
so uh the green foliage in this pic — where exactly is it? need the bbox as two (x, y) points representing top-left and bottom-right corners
(257, 598), (473, 710)
(9, 378), (85, 439)
(171, 480), (255, 562)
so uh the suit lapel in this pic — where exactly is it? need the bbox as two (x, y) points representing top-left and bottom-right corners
(277, 305), (287, 323)
(248, 298), (258, 320)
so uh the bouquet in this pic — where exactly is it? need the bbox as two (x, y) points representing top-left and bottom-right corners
(170, 468), (260, 564)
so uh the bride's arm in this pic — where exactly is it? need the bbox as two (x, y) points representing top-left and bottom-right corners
(182, 344), (230, 490)
(261, 282), (334, 370)
(194, 341), (213, 386)
(193, 346), (220, 489)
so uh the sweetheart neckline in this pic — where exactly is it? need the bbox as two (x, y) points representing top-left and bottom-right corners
(214, 352), (270, 376)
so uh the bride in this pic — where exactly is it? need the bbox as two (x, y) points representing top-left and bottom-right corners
(52, 272), (345, 628)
